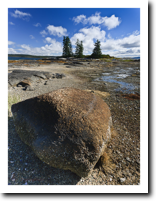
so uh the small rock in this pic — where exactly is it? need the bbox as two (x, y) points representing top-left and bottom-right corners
(24, 86), (35, 91)
(17, 84), (23, 87)
(55, 73), (65, 79)
(126, 157), (131, 162)
(120, 178), (126, 183)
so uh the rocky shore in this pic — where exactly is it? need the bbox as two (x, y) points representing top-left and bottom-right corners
(8, 59), (140, 185)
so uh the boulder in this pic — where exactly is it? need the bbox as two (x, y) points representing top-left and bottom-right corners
(11, 88), (112, 177)
(17, 79), (31, 87)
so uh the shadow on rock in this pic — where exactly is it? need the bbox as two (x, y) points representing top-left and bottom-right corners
(8, 116), (81, 185)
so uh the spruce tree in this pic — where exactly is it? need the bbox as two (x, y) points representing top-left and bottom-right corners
(62, 36), (73, 57)
(91, 40), (102, 58)
(75, 39), (84, 58)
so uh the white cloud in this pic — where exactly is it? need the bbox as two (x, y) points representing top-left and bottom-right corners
(20, 44), (31, 51)
(8, 41), (15, 45)
(73, 14), (86, 24)
(107, 33), (111, 39)
(9, 22), (15, 25)
(34, 23), (41, 27)
(40, 30), (48, 37)
(101, 31), (140, 50)
(10, 9), (31, 21)
(100, 31), (140, 57)
(8, 48), (17, 54)
(47, 25), (67, 37)
(9, 39), (63, 56)
(30, 35), (35, 39)
(72, 12), (121, 30)
(44, 37), (62, 52)
(44, 37), (55, 43)
(103, 15), (121, 30)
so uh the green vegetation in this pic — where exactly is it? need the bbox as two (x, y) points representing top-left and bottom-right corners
(91, 40), (102, 58)
(62, 36), (73, 57)
(75, 39), (84, 58)
(8, 94), (20, 117)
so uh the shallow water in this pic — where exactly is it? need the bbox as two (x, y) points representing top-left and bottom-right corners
(96, 67), (140, 93)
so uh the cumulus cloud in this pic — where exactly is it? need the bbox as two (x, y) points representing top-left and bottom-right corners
(100, 31), (140, 57)
(8, 48), (17, 54)
(72, 12), (121, 30)
(9, 39), (63, 56)
(101, 31), (140, 50)
(20, 44), (31, 51)
(8, 41), (15, 45)
(9, 22), (15, 25)
(30, 35), (35, 39)
(44, 37), (62, 52)
(10, 9), (31, 21)
(47, 25), (67, 37)
(34, 23), (41, 27)
(40, 30), (48, 37)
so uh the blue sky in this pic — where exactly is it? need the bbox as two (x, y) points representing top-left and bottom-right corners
(8, 8), (140, 57)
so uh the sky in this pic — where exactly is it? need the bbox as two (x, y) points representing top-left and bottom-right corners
(8, 8), (140, 58)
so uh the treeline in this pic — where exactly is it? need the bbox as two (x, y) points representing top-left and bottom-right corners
(62, 36), (113, 59)
(8, 54), (54, 59)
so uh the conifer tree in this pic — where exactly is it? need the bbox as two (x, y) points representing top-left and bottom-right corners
(91, 40), (102, 58)
(62, 36), (73, 57)
(75, 39), (84, 58)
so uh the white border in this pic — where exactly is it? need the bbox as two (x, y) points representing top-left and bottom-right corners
(1, 0), (148, 194)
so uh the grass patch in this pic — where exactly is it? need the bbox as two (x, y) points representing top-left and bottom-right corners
(100, 58), (113, 62)
(8, 94), (21, 117)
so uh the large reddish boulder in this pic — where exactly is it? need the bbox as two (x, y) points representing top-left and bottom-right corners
(11, 88), (112, 177)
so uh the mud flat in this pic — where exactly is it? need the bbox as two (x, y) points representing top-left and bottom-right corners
(8, 59), (140, 185)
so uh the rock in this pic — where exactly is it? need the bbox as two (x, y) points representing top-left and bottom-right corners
(55, 73), (65, 79)
(8, 70), (54, 86)
(126, 157), (131, 162)
(11, 88), (112, 177)
(34, 72), (47, 79)
(24, 86), (35, 91)
(73, 62), (83, 65)
(17, 79), (31, 87)
(60, 58), (66, 60)
(120, 178), (126, 183)
(17, 84), (23, 87)
(44, 72), (53, 79)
